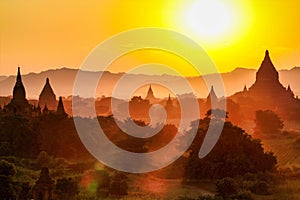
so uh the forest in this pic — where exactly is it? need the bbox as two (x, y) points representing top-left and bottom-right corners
(0, 109), (286, 200)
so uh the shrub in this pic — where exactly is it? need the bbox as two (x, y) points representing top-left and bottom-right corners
(215, 177), (238, 198)
(250, 180), (270, 195)
(230, 190), (253, 200)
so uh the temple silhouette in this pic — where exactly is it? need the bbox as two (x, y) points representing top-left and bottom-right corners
(1, 50), (299, 123)
(2, 67), (67, 117)
(229, 50), (300, 122)
(247, 50), (295, 103)
(32, 167), (54, 200)
(145, 84), (157, 103)
(39, 78), (57, 110)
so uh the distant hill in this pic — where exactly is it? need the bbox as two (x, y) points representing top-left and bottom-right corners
(0, 76), (7, 82)
(0, 67), (299, 99)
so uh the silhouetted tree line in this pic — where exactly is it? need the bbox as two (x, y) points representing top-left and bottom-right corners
(0, 158), (129, 200)
(254, 109), (284, 136)
(0, 110), (279, 199)
(177, 172), (276, 200)
(0, 115), (39, 158)
(0, 112), (178, 166)
(0, 113), (91, 160)
(0, 159), (32, 200)
(184, 110), (277, 180)
(98, 115), (178, 153)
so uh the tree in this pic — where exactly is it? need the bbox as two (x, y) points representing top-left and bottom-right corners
(55, 177), (79, 200)
(96, 170), (111, 198)
(36, 151), (50, 168)
(38, 115), (91, 159)
(215, 177), (238, 199)
(0, 160), (16, 177)
(16, 182), (32, 200)
(184, 113), (277, 180)
(205, 109), (228, 120)
(0, 115), (39, 158)
(255, 110), (284, 135)
(0, 160), (17, 199)
(110, 172), (128, 197)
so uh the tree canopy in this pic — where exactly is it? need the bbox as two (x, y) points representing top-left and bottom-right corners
(185, 111), (277, 180)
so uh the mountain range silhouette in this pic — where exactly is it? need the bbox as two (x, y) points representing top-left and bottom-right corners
(0, 66), (299, 99)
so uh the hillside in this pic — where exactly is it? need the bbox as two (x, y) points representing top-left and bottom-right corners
(0, 67), (299, 99)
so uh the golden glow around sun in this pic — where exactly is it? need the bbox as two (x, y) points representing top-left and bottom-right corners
(185, 0), (233, 39)
(167, 0), (252, 48)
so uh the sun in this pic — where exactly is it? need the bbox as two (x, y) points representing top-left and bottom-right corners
(165, 0), (252, 47)
(183, 0), (233, 41)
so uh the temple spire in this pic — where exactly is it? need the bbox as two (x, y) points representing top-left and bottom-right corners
(166, 93), (172, 106)
(39, 77), (57, 110)
(265, 49), (269, 56)
(255, 49), (279, 82)
(145, 84), (155, 103)
(12, 67), (27, 103)
(205, 85), (218, 112)
(207, 86), (217, 100)
(56, 96), (66, 116)
(148, 84), (153, 95)
(17, 67), (22, 83)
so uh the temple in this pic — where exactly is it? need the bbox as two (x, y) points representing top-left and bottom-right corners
(4, 67), (32, 115)
(32, 168), (54, 200)
(204, 85), (218, 112)
(247, 50), (295, 103)
(39, 78), (57, 110)
(3, 67), (67, 117)
(229, 50), (299, 122)
(145, 84), (156, 103)
(56, 96), (67, 116)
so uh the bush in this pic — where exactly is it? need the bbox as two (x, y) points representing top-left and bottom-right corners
(185, 119), (277, 180)
(216, 177), (238, 199)
(230, 190), (253, 200)
(55, 177), (79, 200)
(0, 159), (16, 176)
(250, 180), (270, 195)
(293, 138), (300, 149)
(110, 172), (128, 196)
(243, 173), (257, 181)
(96, 170), (111, 198)
(176, 195), (215, 200)
(256, 172), (274, 184)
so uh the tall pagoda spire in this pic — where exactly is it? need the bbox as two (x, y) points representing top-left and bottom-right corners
(255, 50), (279, 82)
(166, 94), (172, 106)
(56, 96), (66, 116)
(17, 67), (22, 83)
(12, 67), (27, 104)
(39, 77), (57, 110)
(205, 85), (218, 111)
(206, 86), (218, 103)
(145, 84), (155, 103)
(247, 50), (295, 103)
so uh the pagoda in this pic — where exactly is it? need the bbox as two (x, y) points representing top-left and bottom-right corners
(145, 84), (156, 103)
(39, 78), (57, 110)
(5, 67), (32, 115)
(247, 50), (295, 104)
(32, 168), (54, 200)
(56, 96), (67, 116)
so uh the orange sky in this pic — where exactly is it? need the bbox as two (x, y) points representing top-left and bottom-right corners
(1, 0), (300, 76)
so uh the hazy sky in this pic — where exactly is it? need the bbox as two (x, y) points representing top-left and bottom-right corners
(1, 0), (300, 75)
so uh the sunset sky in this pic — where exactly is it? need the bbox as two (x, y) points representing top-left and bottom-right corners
(1, 0), (300, 76)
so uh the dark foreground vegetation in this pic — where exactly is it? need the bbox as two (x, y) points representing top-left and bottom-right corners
(0, 110), (287, 199)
